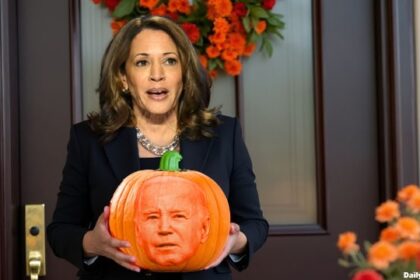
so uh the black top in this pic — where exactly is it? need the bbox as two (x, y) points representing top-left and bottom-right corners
(139, 157), (160, 170)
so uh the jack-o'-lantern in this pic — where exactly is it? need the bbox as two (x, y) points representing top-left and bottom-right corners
(109, 151), (230, 272)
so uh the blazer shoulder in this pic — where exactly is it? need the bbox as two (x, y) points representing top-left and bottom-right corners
(216, 114), (237, 132)
(70, 120), (98, 142)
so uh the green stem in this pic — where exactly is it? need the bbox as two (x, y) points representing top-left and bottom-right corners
(159, 151), (182, 171)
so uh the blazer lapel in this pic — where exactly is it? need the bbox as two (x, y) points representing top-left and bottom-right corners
(180, 136), (214, 172)
(104, 127), (140, 182)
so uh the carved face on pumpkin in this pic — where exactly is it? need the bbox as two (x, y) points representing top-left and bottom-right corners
(136, 176), (210, 266)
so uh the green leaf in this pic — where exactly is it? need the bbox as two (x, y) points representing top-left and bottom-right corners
(363, 241), (372, 252)
(264, 40), (273, 57)
(275, 31), (284, 39)
(249, 32), (259, 43)
(267, 16), (285, 28)
(242, 17), (251, 33)
(216, 59), (224, 69)
(338, 259), (351, 268)
(272, 12), (284, 18)
(250, 16), (259, 28)
(112, 0), (137, 18)
(250, 6), (270, 19)
(208, 59), (218, 71)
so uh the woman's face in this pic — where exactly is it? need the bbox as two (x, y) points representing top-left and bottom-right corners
(121, 29), (183, 123)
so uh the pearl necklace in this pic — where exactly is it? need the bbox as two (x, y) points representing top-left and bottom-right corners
(136, 127), (179, 156)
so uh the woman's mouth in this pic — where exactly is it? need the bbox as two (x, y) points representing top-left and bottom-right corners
(146, 88), (169, 101)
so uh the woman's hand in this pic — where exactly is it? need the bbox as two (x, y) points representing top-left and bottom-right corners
(82, 206), (141, 272)
(205, 223), (248, 269)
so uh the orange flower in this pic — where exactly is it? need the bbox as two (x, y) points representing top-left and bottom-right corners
(206, 46), (220, 58)
(181, 23), (200, 44)
(217, 0), (233, 17)
(213, 17), (230, 35)
(208, 69), (218, 79)
(221, 48), (238, 61)
(226, 33), (246, 54)
(395, 217), (420, 240)
(408, 191), (420, 213)
(230, 14), (246, 35)
(151, 4), (167, 16)
(176, 0), (191, 14)
(337, 232), (359, 254)
(255, 20), (267, 34)
(224, 59), (242, 76)
(199, 55), (208, 69)
(243, 43), (256, 56)
(380, 227), (400, 243)
(398, 184), (420, 202)
(207, 0), (232, 19)
(209, 33), (226, 45)
(111, 19), (127, 35)
(139, 0), (158, 10)
(375, 200), (400, 223)
(368, 241), (398, 269)
(167, 0), (178, 13)
(397, 241), (420, 260)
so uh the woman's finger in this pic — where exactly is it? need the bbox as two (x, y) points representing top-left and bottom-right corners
(108, 237), (130, 249)
(116, 260), (141, 272)
(205, 233), (238, 269)
(230, 223), (240, 234)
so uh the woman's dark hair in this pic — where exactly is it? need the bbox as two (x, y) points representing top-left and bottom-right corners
(88, 16), (220, 143)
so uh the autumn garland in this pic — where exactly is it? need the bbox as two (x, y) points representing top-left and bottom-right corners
(92, 0), (284, 77)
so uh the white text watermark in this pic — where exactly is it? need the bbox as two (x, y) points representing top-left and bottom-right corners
(404, 272), (420, 279)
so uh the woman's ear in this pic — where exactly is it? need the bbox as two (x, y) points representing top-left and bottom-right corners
(119, 72), (128, 91)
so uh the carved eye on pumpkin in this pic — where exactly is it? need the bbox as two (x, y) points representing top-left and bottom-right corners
(109, 151), (230, 272)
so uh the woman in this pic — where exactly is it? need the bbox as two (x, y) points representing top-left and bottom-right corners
(47, 15), (268, 280)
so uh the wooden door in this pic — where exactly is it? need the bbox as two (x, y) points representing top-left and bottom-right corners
(233, 0), (418, 279)
(0, 0), (417, 279)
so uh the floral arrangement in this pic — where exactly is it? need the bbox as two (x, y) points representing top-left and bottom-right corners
(91, 0), (284, 77)
(337, 184), (420, 280)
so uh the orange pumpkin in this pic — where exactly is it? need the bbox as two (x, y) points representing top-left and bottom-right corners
(109, 151), (230, 272)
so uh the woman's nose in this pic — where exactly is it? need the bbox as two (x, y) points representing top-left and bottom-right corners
(149, 62), (165, 81)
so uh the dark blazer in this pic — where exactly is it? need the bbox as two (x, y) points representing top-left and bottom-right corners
(47, 115), (268, 280)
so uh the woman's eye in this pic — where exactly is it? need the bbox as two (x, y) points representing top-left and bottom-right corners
(135, 60), (148, 67)
(164, 57), (178, 65)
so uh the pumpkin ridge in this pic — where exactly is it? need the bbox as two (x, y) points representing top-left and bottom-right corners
(122, 172), (148, 257)
(195, 171), (230, 266)
(109, 175), (129, 238)
(113, 172), (137, 244)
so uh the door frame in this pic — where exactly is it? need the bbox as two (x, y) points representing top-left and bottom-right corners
(0, 0), (20, 278)
(376, 0), (419, 198)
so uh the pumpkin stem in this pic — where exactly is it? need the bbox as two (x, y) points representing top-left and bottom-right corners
(159, 151), (182, 171)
